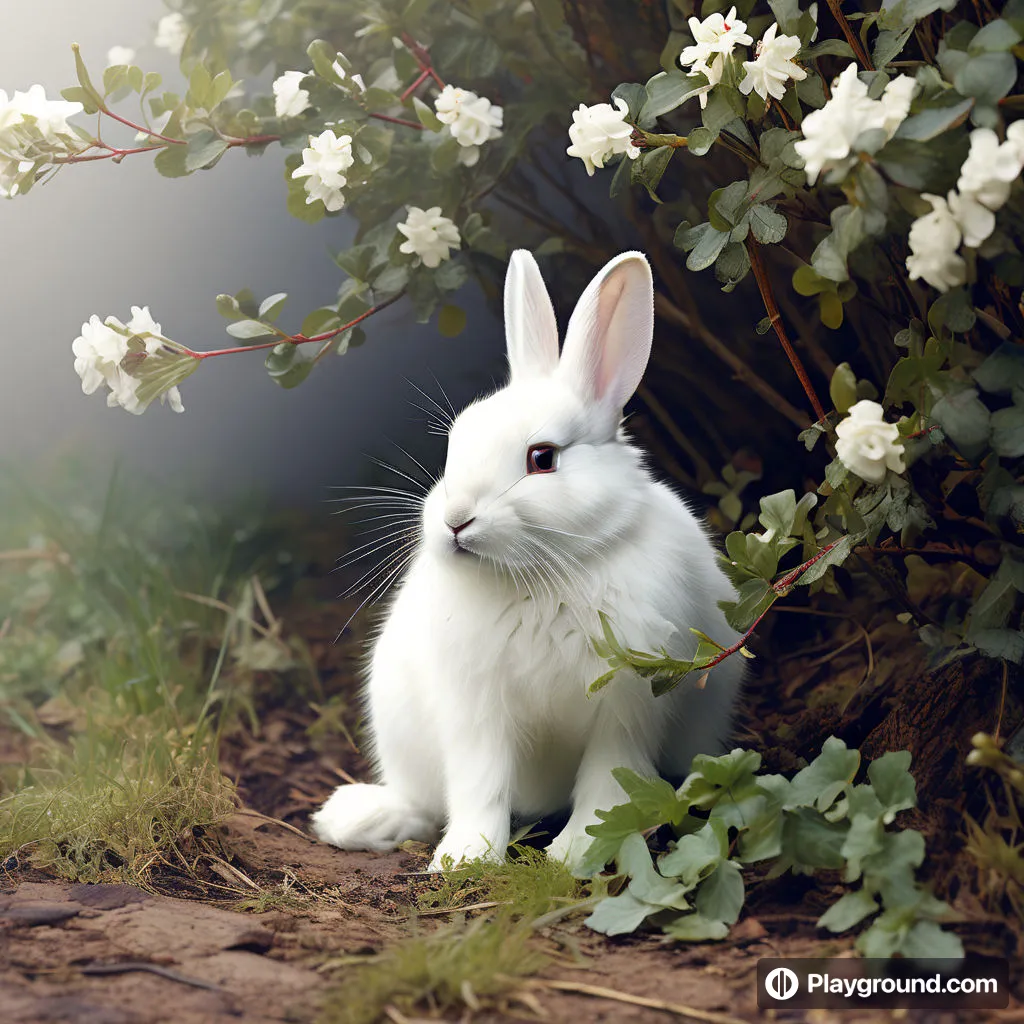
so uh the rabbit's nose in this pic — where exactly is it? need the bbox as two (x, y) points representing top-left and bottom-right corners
(448, 517), (476, 537)
(444, 501), (476, 535)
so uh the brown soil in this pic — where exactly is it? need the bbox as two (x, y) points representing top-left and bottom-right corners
(2, 577), (1023, 1023)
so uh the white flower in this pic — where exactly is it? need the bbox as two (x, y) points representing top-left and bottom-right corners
(0, 85), (83, 150)
(434, 85), (503, 165)
(106, 46), (136, 66)
(273, 70), (311, 119)
(740, 23), (806, 101)
(291, 129), (355, 212)
(1006, 120), (1024, 164)
(794, 65), (914, 184)
(947, 189), (995, 249)
(905, 193), (966, 293)
(879, 75), (916, 137)
(155, 13), (188, 56)
(835, 400), (906, 484)
(72, 307), (184, 414)
(957, 127), (1022, 212)
(397, 206), (461, 268)
(679, 6), (753, 66)
(566, 97), (640, 176)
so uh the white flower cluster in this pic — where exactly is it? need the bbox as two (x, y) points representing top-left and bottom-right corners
(835, 400), (906, 484)
(906, 125), (1024, 293)
(397, 206), (461, 268)
(273, 71), (311, 119)
(107, 46), (136, 67)
(292, 129), (355, 212)
(794, 65), (915, 184)
(72, 307), (185, 415)
(155, 13), (189, 57)
(272, 54), (366, 120)
(566, 97), (640, 176)
(0, 86), (84, 198)
(434, 85), (503, 166)
(679, 7), (805, 108)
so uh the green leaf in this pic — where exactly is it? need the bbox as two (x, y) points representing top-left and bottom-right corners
(431, 136), (461, 174)
(974, 344), (1024, 394)
(953, 52), (1017, 106)
(968, 18), (1022, 54)
(970, 628), (1024, 664)
(61, 86), (101, 115)
(412, 96), (442, 131)
(611, 82), (648, 121)
(695, 859), (744, 924)
(873, 26), (915, 67)
(818, 889), (880, 932)
(867, 751), (916, 823)
(640, 71), (702, 120)
(71, 44), (104, 111)
(307, 39), (344, 85)
(830, 363), (858, 414)
(895, 97), (973, 142)
(719, 578), (774, 631)
(216, 294), (242, 320)
(686, 126), (717, 156)
(991, 400), (1024, 458)
(584, 889), (654, 936)
(185, 129), (229, 172)
(661, 914), (730, 941)
(631, 145), (674, 201)
(786, 737), (860, 813)
(748, 205), (787, 244)
(437, 304), (467, 337)
(258, 293), (288, 322)
(685, 224), (730, 272)
(153, 143), (190, 178)
(226, 320), (275, 340)
(658, 821), (726, 885)
(930, 388), (991, 454)
(714, 242), (750, 291)
(187, 64), (213, 109)
(265, 343), (313, 388)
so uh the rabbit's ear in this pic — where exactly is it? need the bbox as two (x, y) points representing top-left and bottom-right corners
(559, 252), (653, 417)
(504, 250), (559, 380)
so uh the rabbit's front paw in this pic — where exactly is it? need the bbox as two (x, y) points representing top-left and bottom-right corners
(429, 829), (505, 872)
(311, 783), (439, 852)
(546, 826), (592, 871)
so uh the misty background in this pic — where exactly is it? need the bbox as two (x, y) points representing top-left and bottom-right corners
(1, 0), (506, 506)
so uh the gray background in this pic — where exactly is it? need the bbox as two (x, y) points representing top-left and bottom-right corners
(1, 1), (505, 505)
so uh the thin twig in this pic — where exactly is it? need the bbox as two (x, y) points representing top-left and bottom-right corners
(75, 962), (223, 992)
(416, 900), (512, 917)
(747, 239), (827, 423)
(234, 807), (315, 842)
(529, 979), (749, 1024)
(824, 0), (874, 69)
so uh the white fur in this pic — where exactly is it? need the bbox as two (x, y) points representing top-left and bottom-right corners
(310, 251), (743, 871)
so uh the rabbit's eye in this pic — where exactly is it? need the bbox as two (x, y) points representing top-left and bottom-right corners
(527, 443), (559, 475)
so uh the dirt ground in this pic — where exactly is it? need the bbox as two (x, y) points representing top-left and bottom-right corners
(2, 577), (1023, 1023)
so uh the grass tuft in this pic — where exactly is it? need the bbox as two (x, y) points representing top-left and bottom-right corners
(0, 466), (302, 883)
(320, 848), (584, 1024)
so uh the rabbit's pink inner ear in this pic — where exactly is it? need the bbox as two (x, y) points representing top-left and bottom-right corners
(560, 253), (654, 411)
(504, 249), (559, 380)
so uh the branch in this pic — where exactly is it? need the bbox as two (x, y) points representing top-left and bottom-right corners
(183, 293), (404, 361)
(824, 0), (874, 70)
(747, 239), (828, 424)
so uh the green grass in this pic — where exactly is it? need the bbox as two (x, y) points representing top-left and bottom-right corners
(321, 848), (585, 1024)
(0, 464), (304, 883)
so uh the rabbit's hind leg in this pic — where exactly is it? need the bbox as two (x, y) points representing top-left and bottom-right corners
(310, 782), (441, 851)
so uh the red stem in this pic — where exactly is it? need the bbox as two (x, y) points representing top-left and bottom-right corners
(401, 69), (432, 102)
(369, 112), (424, 130)
(102, 107), (185, 145)
(705, 537), (845, 669)
(773, 538), (843, 592)
(747, 239), (828, 424)
(400, 32), (446, 89)
(185, 296), (402, 361)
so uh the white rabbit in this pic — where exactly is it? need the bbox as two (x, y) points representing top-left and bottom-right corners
(312, 250), (743, 871)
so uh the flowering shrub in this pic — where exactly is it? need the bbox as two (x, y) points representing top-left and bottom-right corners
(10, 0), (1024, 947)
